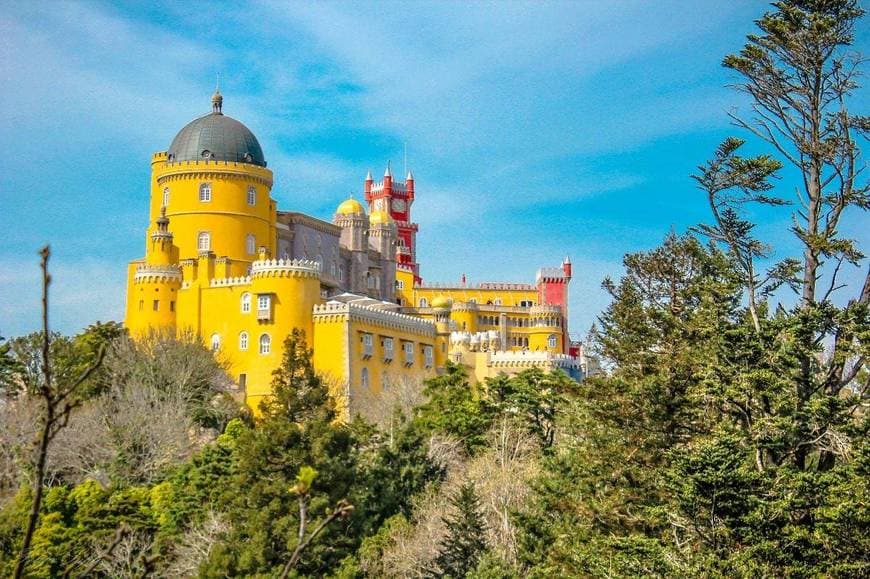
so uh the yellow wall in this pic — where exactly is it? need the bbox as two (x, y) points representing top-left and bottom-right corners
(313, 311), (437, 420)
(151, 155), (276, 276)
(409, 286), (537, 308)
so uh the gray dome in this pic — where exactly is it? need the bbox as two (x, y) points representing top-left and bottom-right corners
(167, 99), (266, 167)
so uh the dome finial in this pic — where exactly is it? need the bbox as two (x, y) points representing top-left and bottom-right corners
(211, 75), (223, 115)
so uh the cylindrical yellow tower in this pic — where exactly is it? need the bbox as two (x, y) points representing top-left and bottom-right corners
(244, 253), (323, 407)
(432, 296), (452, 371)
(151, 92), (276, 277)
(126, 208), (182, 336)
(528, 305), (564, 352)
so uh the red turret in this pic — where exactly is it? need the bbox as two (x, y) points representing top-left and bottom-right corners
(364, 170), (373, 198)
(406, 170), (414, 201)
(383, 162), (392, 192)
(562, 256), (572, 279)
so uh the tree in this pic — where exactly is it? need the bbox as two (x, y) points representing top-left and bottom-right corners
(721, 0), (869, 472)
(13, 248), (108, 579)
(432, 482), (489, 578)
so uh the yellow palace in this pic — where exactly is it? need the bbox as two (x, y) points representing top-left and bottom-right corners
(125, 92), (588, 415)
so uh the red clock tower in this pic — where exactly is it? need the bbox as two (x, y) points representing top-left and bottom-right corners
(364, 163), (421, 283)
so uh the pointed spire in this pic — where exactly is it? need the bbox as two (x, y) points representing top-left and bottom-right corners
(564, 255), (571, 264)
(384, 161), (392, 178)
(365, 170), (373, 181)
(406, 169), (414, 181)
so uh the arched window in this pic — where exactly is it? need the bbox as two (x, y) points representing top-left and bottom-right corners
(239, 332), (249, 351)
(259, 334), (271, 355)
(361, 367), (369, 389)
(419, 298), (428, 308)
(247, 185), (256, 206)
(197, 232), (211, 252)
(199, 182), (212, 202)
(548, 334), (557, 349)
(246, 234), (256, 255)
(162, 187), (170, 207)
(210, 333), (221, 352)
(494, 298), (502, 306)
(241, 292), (251, 313)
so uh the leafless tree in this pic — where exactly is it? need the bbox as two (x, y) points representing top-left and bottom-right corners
(161, 511), (229, 578)
(13, 247), (107, 579)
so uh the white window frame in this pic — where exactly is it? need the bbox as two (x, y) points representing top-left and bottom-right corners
(397, 280), (405, 290)
(257, 295), (271, 311)
(241, 293), (251, 313)
(259, 333), (271, 355)
(210, 333), (221, 352)
(247, 185), (256, 206)
(383, 337), (394, 361)
(162, 187), (170, 207)
(197, 231), (211, 252)
(403, 341), (414, 365)
(239, 331), (249, 351)
(494, 298), (502, 306)
(419, 298), (428, 308)
(424, 345), (434, 368)
(362, 333), (373, 358)
(246, 234), (256, 255)
(548, 334), (558, 349)
(199, 182), (212, 202)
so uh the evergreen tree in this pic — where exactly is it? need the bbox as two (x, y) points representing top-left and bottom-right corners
(433, 482), (489, 579)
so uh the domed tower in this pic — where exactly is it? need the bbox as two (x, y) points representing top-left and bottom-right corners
(151, 91), (276, 278)
(369, 209), (397, 302)
(334, 196), (370, 295)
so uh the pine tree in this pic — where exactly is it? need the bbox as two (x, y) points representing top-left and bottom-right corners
(433, 482), (489, 579)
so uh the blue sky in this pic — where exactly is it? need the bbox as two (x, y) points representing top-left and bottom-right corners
(0, 1), (867, 340)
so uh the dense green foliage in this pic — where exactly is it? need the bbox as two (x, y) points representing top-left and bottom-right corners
(1, 1), (866, 577)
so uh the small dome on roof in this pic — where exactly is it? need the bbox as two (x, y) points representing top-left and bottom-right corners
(431, 295), (451, 309)
(336, 197), (366, 216)
(369, 210), (394, 225)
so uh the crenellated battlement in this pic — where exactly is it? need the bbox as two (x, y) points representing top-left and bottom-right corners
(314, 300), (436, 336)
(210, 276), (252, 288)
(251, 258), (321, 279)
(416, 281), (535, 291)
(488, 350), (579, 368)
(134, 264), (182, 283)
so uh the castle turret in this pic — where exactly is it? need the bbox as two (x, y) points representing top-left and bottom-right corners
(127, 210), (182, 336)
(432, 295), (452, 370)
(369, 210), (397, 301)
(334, 196), (370, 294)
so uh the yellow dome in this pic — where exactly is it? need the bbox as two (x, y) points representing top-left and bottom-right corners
(431, 295), (451, 309)
(369, 210), (394, 225)
(336, 198), (366, 216)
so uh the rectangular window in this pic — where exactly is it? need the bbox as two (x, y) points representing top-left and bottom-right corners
(383, 337), (394, 361)
(247, 186), (256, 206)
(424, 345), (434, 368)
(403, 341), (414, 365)
(396, 280), (405, 290)
(169, 301), (175, 312)
(257, 294), (272, 321)
(199, 182), (212, 202)
(238, 374), (247, 390)
(361, 333), (373, 358)
(152, 299), (159, 311)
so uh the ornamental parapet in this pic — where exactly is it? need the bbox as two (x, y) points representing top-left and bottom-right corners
(134, 264), (182, 283)
(529, 304), (561, 316)
(416, 281), (535, 291)
(251, 258), (321, 279)
(536, 267), (568, 283)
(210, 276), (252, 288)
(488, 350), (579, 368)
(313, 301), (436, 336)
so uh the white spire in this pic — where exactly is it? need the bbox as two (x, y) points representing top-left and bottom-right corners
(366, 170), (373, 181)
(384, 161), (392, 178)
(406, 169), (414, 180)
